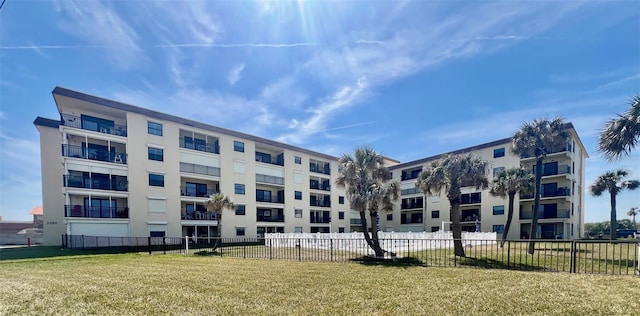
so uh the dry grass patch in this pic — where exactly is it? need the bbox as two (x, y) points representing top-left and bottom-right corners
(1, 254), (639, 315)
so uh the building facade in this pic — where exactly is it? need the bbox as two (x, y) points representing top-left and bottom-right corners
(35, 87), (350, 245)
(35, 87), (587, 245)
(381, 132), (587, 240)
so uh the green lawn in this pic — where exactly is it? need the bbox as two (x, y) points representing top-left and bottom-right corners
(1, 253), (639, 315)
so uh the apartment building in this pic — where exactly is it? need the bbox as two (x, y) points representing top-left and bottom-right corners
(34, 87), (350, 245)
(381, 131), (588, 240)
(34, 87), (587, 245)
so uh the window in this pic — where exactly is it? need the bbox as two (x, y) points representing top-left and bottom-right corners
(432, 210), (440, 218)
(150, 231), (165, 237)
(386, 214), (393, 221)
(338, 211), (345, 220)
(294, 191), (302, 200)
(493, 225), (505, 234)
(431, 226), (439, 232)
(493, 147), (505, 158)
(234, 141), (244, 152)
(493, 167), (505, 178)
(235, 205), (246, 216)
(338, 227), (345, 233)
(295, 226), (303, 233)
(147, 122), (163, 136)
(236, 227), (245, 236)
(493, 205), (505, 215)
(295, 209), (302, 218)
(234, 183), (245, 195)
(148, 147), (164, 161)
(148, 174), (164, 187)
(338, 196), (345, 204)
(295, 156), (301, 164)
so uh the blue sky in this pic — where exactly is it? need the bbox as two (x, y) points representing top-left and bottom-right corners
(0, 1), (638, 223)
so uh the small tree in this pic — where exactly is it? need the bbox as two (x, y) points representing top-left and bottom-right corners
(415, 153), (488, 257)
(204, 192), (235, 251)
(589, 170), (639, 240)
(598, 95), (640, 161)
(627, 207), (639, 230)
(336, 146), (400, 257)
(511, 117), (570, 254)
(489, 167), (534, 247)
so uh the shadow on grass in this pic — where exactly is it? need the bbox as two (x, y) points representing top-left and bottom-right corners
(349, 255), (426, 268)
(458, 257), (546, 271)
(0, 246), (120, 261)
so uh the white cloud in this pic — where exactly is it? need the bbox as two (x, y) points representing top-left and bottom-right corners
(227, 64), (245, 86)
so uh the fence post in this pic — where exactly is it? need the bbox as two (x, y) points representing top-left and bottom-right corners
(185, 236), (189, 255)
(570, 240), (577, 273)
(269, 238), (272, 260)
(163, 237), (167, 255)
(330, 239), (334, 262)
(243, 238), (246, 259)
(407, 239), (410, 257)
(298, 238), (302, 261)
(61, 234), (65, 249)
(507, 240), (511, 269)
(148, 236), (152, 254)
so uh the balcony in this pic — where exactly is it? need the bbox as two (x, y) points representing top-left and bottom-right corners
(256, 196), (285, 204)
(401, 188), (420, 196)
(350, 218), (363, 225)
(461, 210), (481, 222)
(63, 175), (128, 192)
(401, 213), (423, 224)
(310, 161), (331, 175)
(180, 186), (218, 198)
(401, 197), (423, 210)
(310, 200), (331, 207)
(520, 143), (572, 160)
(179, 134), (219, 154)
(181, 210), (218, 221)
(62, 144), (127, 164)
(61, 113), (127, 137)
(401, 168), (422, 181)
(256, 174), (285, 186)
(520, 209), (570, 220)
(310, 212), (331, 224)
(521, 187), (571, 200)
(255, 151), (284, 166)
(310, 179), (331, 191)
(460, 193), (481, 205)
(180, 162), (220, 177)
(64, 205), (128, 218)
(257, 214), (285, 222)
(534, 164), (571, 177)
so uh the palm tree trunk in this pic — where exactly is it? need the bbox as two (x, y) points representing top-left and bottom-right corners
(369, 212), (385, 257)
(359, 210), (376, 251)
(451, 202), (465, 257)
(501, 192), (516, 248)
(528, 158), (543, 255)
(212, 212), (222, 251)
(610, 192), (617, 240)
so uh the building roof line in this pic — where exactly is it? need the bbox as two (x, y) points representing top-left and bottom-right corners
(50, 86), (339, 161)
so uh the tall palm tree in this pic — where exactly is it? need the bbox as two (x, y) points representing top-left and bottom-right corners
(415, 153), (489, 257)
(598, 95), (640, 161)
(489, 167), (534, 247)
(627, 207), (639, 230)
(511, 117), (570, 254)
(205, 192), (235, 251)
(589, 170), (639, 240)
(336, 146), (400, 257)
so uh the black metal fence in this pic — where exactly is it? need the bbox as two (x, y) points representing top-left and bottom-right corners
(61, 235), (640, 276)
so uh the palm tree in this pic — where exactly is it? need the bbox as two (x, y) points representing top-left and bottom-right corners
(336, 146), (400, 257)
(598, 95), (640, 161)
(489, 167), (534, 247)
(204, 192), (235, 251)
(511, 117), (570, 254)
(589, 170), (639, 240)
(415, 153), (489, 257)
(627, 207), (639, 230)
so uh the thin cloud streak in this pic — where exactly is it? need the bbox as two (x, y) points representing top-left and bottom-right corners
(317, 121), (378, 133)
(154, 43), (320, 48)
